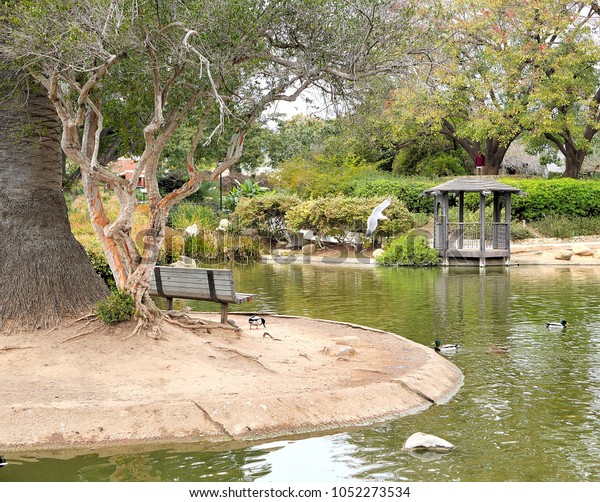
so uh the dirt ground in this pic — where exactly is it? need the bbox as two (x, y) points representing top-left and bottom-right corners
(0, 313), (463, 453)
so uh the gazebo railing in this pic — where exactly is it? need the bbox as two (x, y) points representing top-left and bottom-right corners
(435, 222), (509, 250)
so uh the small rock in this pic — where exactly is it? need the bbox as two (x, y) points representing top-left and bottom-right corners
(335, 345), (356, 358)
(372, 248), (385, 259)
(302, 244), (316, 255)
(572, 244), (593, 256)
(333, 336), (361, 348)
(555, 250), (573, 261)
(273, 249), (293, 257)
(403, 432), (455, 451)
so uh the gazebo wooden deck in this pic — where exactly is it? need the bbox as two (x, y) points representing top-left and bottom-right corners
(422, 178), (525, 267)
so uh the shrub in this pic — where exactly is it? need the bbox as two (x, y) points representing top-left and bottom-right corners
(506, 178), (600, 221)
(376, 233), (439, 267)
(223, 179), (271, 211)
(286, 196), (413, 243)
(183, 230), (261, 262)
(95, 290), (136, 324)
(233, 192), (301, 239)
(531, 215), (600, 239)
(413, 153), (469, 177)
(169, 202), (217, 230)
(345, 177), (439, 214)
(76, 234), (117, 290)
(270, 153), (378, 198)
(510, 221), (535, 241)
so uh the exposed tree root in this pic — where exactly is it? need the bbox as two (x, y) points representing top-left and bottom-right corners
(163, 313), (242, 337)
(214, 345), (275, 372)
(0, 345), (35, 352)
(60, 319), (102, 343)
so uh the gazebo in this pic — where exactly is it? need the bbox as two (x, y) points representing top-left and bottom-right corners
(422, 178), (525, 267)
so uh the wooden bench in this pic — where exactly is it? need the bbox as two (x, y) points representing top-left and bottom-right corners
(148, 266), (258, 323)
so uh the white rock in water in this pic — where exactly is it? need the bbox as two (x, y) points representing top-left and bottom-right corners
(403, 432), (455, 451)
(372, 248), (385, 259)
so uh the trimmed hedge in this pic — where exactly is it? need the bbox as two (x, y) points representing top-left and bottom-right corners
(232, 192), (301, 239)
(286, 196), (413, 243)
(345, 178), (438, 214)
(505, 178), (600, 221)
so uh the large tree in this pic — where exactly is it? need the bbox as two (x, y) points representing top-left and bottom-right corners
(0, 67), (108, 332)
(390, 0), (600, 176)
(2, 0), (428, 334)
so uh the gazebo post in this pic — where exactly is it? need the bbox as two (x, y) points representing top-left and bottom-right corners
(458, 191), (464, 249)
(505, 193), (512, 265)
(492, 192), (501, 249)
(479, 192), (486, 267)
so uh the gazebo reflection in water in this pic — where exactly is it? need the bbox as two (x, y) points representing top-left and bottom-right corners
(422, 178), (525, 267)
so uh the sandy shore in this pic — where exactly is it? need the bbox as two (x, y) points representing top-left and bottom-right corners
(0, 313), (463, 453)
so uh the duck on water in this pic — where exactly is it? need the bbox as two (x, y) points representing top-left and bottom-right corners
(434, 340), (459, 353)
(546, 320), (567, 329)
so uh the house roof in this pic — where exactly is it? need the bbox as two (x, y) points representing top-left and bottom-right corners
(422, 177), (525, 196)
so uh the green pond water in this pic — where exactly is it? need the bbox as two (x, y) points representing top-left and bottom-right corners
(3, 263), (600, 482)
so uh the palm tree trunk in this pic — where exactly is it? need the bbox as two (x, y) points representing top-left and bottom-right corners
(0, 70), (108, 331)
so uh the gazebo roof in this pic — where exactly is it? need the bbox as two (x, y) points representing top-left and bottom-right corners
(422, 178), (525, 196)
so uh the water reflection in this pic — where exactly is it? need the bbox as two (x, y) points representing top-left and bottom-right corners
(5, 264), (600, 481)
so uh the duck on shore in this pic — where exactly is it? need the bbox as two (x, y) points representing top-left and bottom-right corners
(249, 315), (266, 329)
(0, 456), (7, 468)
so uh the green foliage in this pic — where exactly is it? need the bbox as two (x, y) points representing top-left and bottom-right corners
(223, 179), (271, 211)
(286, 197), (413, 243)
(94, 290), (135, 324)
(392, 134), (471, 177)
(158, 173), (218, 204)
(232, 192), (301, 239)
(345, 177), (438, 214)
(183, 232), (261, 262)
(376, 233), (439, 267)
(271, 153), (379, 198)
(413, 153), (469, 177)
(531, 216), (600, 239)
(169, 202), (218, 230)
(510, 221), (535, 241)
(506, 178), (600, 221)
(80, 237), (117, 290)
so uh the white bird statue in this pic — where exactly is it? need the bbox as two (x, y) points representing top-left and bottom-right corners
(183, 223), (199, 239)
(366, 199), (391, 237)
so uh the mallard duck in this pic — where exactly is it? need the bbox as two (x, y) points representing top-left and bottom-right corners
(490, 344), (510, 354)
(434, 340), (459, 352)
(0, 455), (6, 468)
(249, 315), (266, 329)
(546, 320), (567, 329)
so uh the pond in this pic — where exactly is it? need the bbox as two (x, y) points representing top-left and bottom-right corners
(4, 263), (600, 482)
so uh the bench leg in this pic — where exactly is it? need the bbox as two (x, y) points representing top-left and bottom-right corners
(167, 297), (173, 311)
(220, 303), (228, 324)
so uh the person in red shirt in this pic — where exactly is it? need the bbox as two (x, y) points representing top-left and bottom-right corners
(475, 151), (485, 174)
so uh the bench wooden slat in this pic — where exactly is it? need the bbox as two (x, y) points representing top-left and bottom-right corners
(149, 266), (258, 322)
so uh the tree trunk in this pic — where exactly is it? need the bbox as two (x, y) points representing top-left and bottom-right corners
(562, 143), (585, 179)
(0, 71), (108, 331)
(441, 120), (512, 175)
